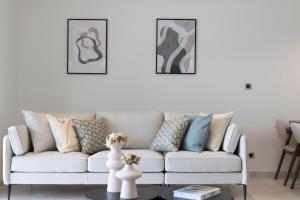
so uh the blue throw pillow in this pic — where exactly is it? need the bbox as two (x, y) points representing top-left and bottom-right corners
(182, 114), (213, 152)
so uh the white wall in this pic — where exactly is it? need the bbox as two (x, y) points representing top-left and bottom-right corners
(0, 0), (17, 180)
(16, 0), (300, 172)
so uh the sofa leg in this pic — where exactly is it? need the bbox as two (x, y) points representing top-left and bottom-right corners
(7, 184), (11, 200)
(243, 185), (247, 200)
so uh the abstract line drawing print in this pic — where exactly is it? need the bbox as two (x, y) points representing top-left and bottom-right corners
(67, 19), (107, 74)
(76, 27), (103, 64)
(156, 19), (196, 74)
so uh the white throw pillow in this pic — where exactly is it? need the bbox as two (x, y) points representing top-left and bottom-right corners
(22, 110), (56, 153)
(223, 123), (242, 153)
(46, 114), (80, 153)
(205, 111), (234, 152)
(8, 125), (32, 155)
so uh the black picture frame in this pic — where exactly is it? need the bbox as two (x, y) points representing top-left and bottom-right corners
(67, 18), (108, 75)
(156, 18), (197, 74)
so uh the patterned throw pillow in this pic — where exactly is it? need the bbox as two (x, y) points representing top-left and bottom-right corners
(72, 118), (109, 154)
(150, 118), (191, 152)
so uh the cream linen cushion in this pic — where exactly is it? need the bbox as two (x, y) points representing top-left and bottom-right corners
(223, 123), (242, 153)
(8, 125), (32, 155)
(46, 114), (80, 153)
(205, 112), (234, 152)
(22, 110), (56, 153)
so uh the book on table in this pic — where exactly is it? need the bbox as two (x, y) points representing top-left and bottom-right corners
(173, 185), (221, 200)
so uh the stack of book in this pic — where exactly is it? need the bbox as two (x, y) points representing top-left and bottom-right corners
(173, 185), (221, 200)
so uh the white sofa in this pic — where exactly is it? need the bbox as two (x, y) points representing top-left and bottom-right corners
(3, 112), (248, 199)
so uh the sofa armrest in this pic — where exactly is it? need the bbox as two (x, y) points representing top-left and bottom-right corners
(238, 134), (248, 185)
(3, 135), (13, 185)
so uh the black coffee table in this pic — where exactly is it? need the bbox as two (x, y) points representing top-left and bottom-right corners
(85, 185), (234, 200)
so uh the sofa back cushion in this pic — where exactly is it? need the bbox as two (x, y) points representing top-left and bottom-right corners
(164, 112), (204, 121)
(96, 112), (164, 148)
(51, 112), (96, 120)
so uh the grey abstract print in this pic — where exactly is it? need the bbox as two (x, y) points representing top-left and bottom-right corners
(156, 19), (196, 74)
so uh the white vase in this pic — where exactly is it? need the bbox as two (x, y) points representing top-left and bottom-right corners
(116, 164), (143, 199)
(106, 141), (124, 193)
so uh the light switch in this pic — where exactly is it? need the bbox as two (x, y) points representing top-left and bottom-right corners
(245, 83), (252, 90)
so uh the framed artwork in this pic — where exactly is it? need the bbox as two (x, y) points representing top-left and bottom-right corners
(156, 19), (196, 74)
(67, 19), (107, 74)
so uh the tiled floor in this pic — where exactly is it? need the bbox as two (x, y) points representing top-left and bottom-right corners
(248, 176), (300, 200)
(0, 176), (298, 200)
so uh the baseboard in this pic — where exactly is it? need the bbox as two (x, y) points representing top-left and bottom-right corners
(250, 171), (296, 178)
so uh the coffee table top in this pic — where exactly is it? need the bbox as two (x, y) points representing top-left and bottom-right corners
(86, 185), (234, 200)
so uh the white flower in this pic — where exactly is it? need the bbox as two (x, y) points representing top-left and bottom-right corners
(105, 133), (128, 148)
(120, 153), (141, 165)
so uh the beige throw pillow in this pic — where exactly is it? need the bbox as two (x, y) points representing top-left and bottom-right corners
(205, 112), (234, 152)
(22, 110), (56, 153)
(46, 114), (80, 153)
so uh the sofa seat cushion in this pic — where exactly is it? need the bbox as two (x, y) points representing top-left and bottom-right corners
(165, 151), (241, 173)
(88, 149), (164, 172)
(11, 151), (89, 172)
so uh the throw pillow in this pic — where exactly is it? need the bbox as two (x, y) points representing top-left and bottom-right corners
(72, 118), (109, 154)
(181, 114), (213, 152)
(8, 125), (32, 155)
(205, 111), (234, 152)
(150, 118), (191, 152)
(223, 123), (242, 153)
(22, 110), (56, 153)
(46, 114), (80, 153)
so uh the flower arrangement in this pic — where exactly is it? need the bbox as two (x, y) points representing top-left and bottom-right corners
(105, 133), (128, 148)
(120, 153), (141, 165)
